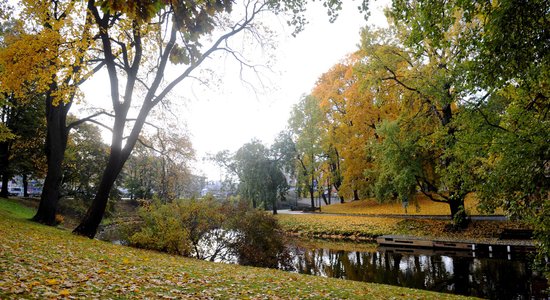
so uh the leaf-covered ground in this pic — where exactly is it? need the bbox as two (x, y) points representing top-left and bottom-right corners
(0, 198), (475, 299)
(321, 194), (504, 215)
(277, 214), (400, 240)
(277, 214), (531, 243)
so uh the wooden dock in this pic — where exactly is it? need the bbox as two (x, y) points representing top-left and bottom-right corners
(376, 235), (535, 253)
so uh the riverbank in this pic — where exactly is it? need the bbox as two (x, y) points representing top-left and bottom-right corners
(276, 213), (533, 245)
(0, 198), (475, 299)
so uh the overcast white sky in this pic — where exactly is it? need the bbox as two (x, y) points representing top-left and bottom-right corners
(80, 0), (389, 180)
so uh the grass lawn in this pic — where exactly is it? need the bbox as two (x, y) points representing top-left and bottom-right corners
(321, 194), (504, 215)
(0, 198), (475, 299)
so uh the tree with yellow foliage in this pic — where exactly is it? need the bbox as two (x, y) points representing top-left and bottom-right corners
(0, 2), (103, 225)
(313, 50), (406, 202)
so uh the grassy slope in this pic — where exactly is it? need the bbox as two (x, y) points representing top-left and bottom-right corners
(0, 198), (474, 299)
(321, 194), (503, 215)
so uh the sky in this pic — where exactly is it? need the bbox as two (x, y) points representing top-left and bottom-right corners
(80, 0), (390, 180)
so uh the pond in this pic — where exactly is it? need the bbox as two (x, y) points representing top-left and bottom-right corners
(286, 239), (548, 300)
(98, 225), (548, 299)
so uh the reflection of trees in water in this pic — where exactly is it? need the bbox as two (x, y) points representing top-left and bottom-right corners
(290, 244), (547, 299)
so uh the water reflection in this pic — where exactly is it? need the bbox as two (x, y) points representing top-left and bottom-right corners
(289, 241), (548, 299)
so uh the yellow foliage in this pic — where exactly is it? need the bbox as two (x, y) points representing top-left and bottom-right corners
(322, 193), (503, 215)
(0, 31), (60, 99)
(0, 1), (96, 106)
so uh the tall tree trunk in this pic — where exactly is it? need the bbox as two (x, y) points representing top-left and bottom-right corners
(32, 98), (69, 225)
(321, 192), (328, 205)
(73, 149), (125, 238)
(22, 174), (29, 197)
(0, 142), (10, 198)
(309, 187), (315, 208)
(0, 172), (8, 198)
(272, 197), (277, 215)
(339, 192), (345, 204)
(353, 189), (359, 201)
(327, 177), (331, 205)
(448, 192), (468, 229)
(441, 104), (469, 228)
(74, 99), (149, 238)
(310, 173), (315, 208)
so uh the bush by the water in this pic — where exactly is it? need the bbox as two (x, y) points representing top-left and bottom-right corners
(130, 197), (223, 256)
(129, 197), (291, 269)
(224, 200), (291, 269)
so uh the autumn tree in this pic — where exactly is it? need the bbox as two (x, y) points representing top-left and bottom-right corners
(0, 1), (105, 225)
(149, 125), (194, 201)
(121, 125), (194, 202)
(372, 0), (548, 231)
(313, 56), (379, 201)
(0, 19), (48, 197)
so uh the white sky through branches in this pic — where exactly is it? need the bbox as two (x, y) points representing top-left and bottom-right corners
(79, 1), (389, 180)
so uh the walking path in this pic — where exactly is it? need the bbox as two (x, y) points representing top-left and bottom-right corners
(279, 197), (508, 221)
(277, 208), (508, 221)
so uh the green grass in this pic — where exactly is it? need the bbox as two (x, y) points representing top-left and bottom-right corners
(0, 197), (36, 219)
(0, 198), (475, 299)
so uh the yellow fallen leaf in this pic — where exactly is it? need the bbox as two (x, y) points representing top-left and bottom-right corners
(59, 289), (70, 297)
(122, 258), (130, 264)
(30, 281), (40, 287)
(46, 279), (58, 285)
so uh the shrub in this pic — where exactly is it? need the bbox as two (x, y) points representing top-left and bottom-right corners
(130, 197), (223, 256)
(225, 200), (292, 269)
(129, 196), (291, 269)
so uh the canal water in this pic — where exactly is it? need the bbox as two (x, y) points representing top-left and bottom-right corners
(287, 240), (548, 299)
(99, 224), (548, 299)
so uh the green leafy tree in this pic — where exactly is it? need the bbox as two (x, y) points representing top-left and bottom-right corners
(288, 95), (324, 207)
(352, 8), (482, 227)
(0, 93), (47, 197)
(218, 140), (288, 213)
(389, 0), (549, 264)
(59, 121), (114, 218)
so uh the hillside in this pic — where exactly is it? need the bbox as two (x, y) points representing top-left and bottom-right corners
(0, 198), (474, 299)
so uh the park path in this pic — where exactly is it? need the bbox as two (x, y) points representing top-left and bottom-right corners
(278, 197), (508, 221)
(277, 209), (507, 221)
